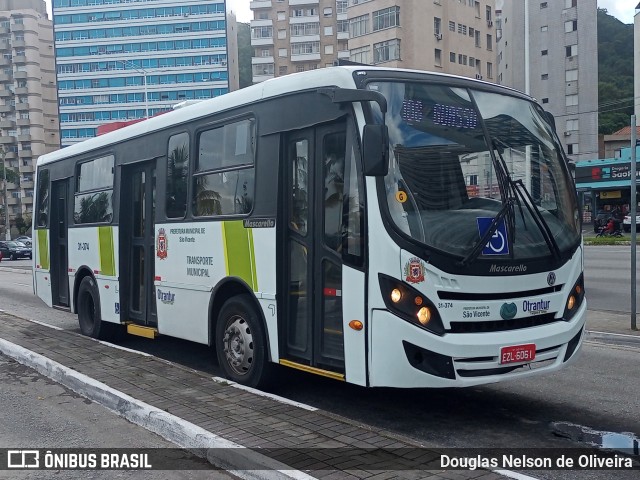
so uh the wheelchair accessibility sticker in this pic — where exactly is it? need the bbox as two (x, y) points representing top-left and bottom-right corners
(476, 217), (509, 256)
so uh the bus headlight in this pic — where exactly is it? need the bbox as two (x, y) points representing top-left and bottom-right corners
(563, 274), (585, 321)
(379, 274), (445, 336)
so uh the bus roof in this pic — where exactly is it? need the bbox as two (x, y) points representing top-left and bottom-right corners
(38, 66), (530, 167)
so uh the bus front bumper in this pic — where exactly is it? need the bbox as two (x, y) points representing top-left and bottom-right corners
(368, 302), (586, 388)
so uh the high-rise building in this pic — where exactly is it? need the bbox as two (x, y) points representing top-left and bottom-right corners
(250, 0), (498, 84)
(0, 0), (59, 229)
(52, 0), (238, 147)
(496, 0), (598, 162)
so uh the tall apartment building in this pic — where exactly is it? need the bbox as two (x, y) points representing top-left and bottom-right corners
(0, 0), (59, 228)
(496, 0), (598, 162)
(53, 0), (238, 147)
(250, 0), (497, 84)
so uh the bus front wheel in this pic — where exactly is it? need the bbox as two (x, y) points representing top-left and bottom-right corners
(77, 276), (121, 341)
(216, 294), (275, 389)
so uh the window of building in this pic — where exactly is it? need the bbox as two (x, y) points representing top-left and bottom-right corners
(435, 49), (442, 67)
(486, 34), (492, 50)
(278, 29), (287, 39)
(566, 69), (578, 82)
(291, 22), (319, 36)
(567, 143), (579, 155)
(251, 26), (273, 39)
(350, 45), (371, 64)
(278, 48), (287, 57)
(565, 0), (577, 8)
(486, 62), (493, 78)
(279, 65), (288, 75)
(566, 119), (579, 131)
(541, 25), (548, 32)
(540, 2), (548, 8)
(324, 44), (334, 54)
(541, 73), (548, 80)
(565, 20), (577, 33)
(475, 30), (481, 47)
(291, 42), (320, 55)
(450, 52), (456, 62)
(458, 24), (467, 35)
(337, 1), (348, 14)
(566, 94), (578, 106)
(323, 7), (333, 17)
(541, 49), (548, 56)
(277, 11), (286, 21)
(486, 5), (492, 21)
(542, 98), (549, 104)
(566, 44), (577, 57)
(373, 39), (400, 64)
(349, 15), (370, 37)
(434, 17), (441, 35)
(324, 26), (333, 35)
(449, 20), (455, 31)
(373, 6), (400, 31)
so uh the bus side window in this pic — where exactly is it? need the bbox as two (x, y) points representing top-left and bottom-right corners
(342, 142), (364, 266)
(166, 132), (189, 218)
(36, 169), (50, 227)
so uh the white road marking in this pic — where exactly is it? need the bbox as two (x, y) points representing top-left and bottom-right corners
(212, 376), (318, 411)
(494, 469), (541, 480)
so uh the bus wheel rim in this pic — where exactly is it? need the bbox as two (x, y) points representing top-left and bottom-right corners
(222, 315), (254, 376)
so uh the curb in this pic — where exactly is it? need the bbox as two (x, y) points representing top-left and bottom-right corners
(0, 337), (317, 480)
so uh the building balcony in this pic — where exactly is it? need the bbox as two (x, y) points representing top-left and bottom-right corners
(251, 37), (274, 46)
(14, 71), (27, 79)
(0, 135), (16, 144)
(290, 0), (319, 5)
(0, 27), (9, 35)
(22, 196), (33, 204)
(250, 1), (272, 10)
(253, 73), (274, 83)
(12, 39), (25, 48)
(15, 87), (27, 95)
(0, 89), (11, 97)
(18, 149), (32, 158)
(11, 24), (25, 32)
(13, 55), (26, 64)
(290, 34), (321, 43)
(21, 180), (34, 189)
(0, 41), (10, 51)
(250, 19), (273, 27)
(0, 119), (15, 128)
(16, 118), (29, 126)
(18, 134), (30, 142)
(0, 74), (11, 83)
(251, 56), (275, 64)
(0, 57), (9, 67)
(337, 50), (350, 59)
(3, 151), (17, 160)
(15, 103), (29, 111)
(290, 15), (320, 24)
(19, 163), (33, 172)
(7, 197), (18, 205)
(337, 31), (349, 40)
(291, 53), (321, 62)
(0, 105), (11, 114)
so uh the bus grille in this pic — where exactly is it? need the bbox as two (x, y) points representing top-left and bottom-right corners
(447, 313), (561, 334)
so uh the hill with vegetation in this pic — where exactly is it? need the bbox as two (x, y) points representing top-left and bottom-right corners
(598, 8), (634, 134)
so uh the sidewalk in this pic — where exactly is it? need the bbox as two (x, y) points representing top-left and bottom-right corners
(0, 311), (504, 480)
(586, 309), (640, 337)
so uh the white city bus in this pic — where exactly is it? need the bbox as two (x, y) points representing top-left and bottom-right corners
(33, 67), (586, 388)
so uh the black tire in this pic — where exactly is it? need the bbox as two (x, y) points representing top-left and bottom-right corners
(77, 276), (122, 341)
(215, 294), (276, 389)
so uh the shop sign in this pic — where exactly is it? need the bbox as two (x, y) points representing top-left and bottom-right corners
(600, 191), (622, 199)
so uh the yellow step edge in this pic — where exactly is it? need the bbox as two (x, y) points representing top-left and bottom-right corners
(126, 324), (158, 339)
(279, 359), (345, 381)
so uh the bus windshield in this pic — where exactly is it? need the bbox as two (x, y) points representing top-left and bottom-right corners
(368, 80), (581, 260)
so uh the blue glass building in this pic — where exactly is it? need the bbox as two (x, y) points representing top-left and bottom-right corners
(52, 0), (231, 146)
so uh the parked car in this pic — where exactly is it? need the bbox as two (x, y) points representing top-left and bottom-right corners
(623, 214), (640, 233)
(0, 240), (32, 260)
(14, 235), (32, 247)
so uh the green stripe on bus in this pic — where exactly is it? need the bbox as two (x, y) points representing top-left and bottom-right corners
(222, 221), (258, 291)
(98, 226), (116, 276)
(37, 229), (49, 270)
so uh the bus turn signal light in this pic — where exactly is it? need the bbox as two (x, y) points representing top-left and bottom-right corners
(349, 320), (363, 331)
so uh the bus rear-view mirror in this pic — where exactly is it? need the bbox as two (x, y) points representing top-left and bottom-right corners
(363, 124), (389, 177)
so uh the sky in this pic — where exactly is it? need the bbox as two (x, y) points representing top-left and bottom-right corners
(42, 0), (636, 25)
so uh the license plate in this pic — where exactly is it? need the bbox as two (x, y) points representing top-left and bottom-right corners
(500, 344), (536, 365)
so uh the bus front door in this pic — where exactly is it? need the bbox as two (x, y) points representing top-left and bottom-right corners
(120, 162), (157, 327)
(283, 123), (348, 374)
(50, 179), (70, 307)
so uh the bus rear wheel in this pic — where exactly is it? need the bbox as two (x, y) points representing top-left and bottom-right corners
(77, 276), (121, 341)
(216, 294), (275, 389)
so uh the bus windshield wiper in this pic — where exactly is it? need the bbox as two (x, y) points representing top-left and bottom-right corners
(493, 140), (561, 261)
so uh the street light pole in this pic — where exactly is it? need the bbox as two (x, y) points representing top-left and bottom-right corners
(117, 60), (149, 119)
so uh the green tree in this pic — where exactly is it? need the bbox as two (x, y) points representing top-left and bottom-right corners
(14, 215), (31, 235)
(0, 164), (19, 185)
(597, 8), (634, 135)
